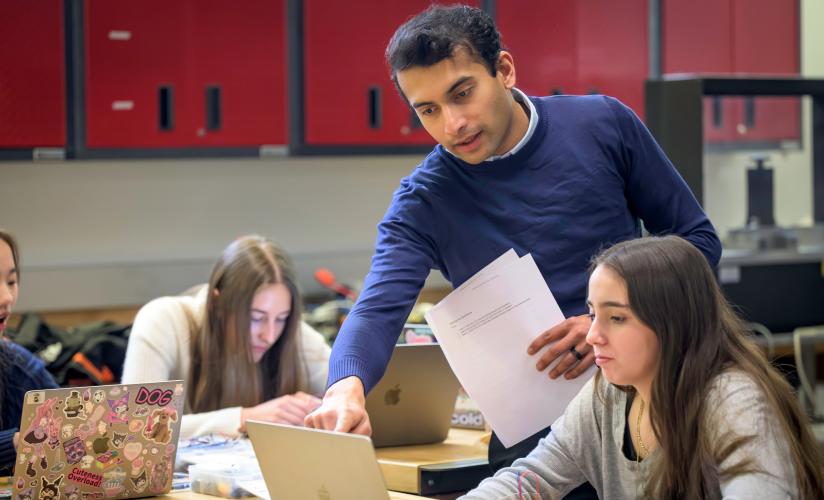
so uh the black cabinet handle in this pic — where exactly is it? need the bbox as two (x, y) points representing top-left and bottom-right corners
(368, 86), (382, 129)
(206, 85), (222, 131)
(744, 97), (755, 127)
(158, 85), (174, 131)
(712, 96), (723, 129)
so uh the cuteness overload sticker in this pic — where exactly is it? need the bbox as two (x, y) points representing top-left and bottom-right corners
(11, 381), (185, 500)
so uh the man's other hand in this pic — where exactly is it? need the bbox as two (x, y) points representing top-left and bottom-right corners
(527, 314), (595, 379)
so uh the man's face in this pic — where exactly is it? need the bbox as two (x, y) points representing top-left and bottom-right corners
(397, 49), (523, 165)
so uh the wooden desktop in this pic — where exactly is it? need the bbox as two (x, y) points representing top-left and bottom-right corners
(376, 428), (490, 496)
(156, 428), (490, 500)
(161, 490), (428, 500)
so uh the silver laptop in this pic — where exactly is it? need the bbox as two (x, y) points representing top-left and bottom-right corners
(11, 381), (185, 500)
(247, 421), (390, 500)
(366, 343), (460, 448)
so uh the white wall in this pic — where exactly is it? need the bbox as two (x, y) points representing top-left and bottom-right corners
(0, 155), (451, 310)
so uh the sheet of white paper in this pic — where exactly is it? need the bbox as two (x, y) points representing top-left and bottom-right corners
(425, 251), (595, 447)
(451, 248), (518, 294)
(176, 437), (257, 467)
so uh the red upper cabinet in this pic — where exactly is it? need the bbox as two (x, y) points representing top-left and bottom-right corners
(188, 0), (287, 147)
(0, 0), (66, 148)
(302, 0), (479, 147)
(664, 0), (798, 76)
(84, 0), (286, 150)
(85, 0), (190, 148)
(663, 0), (733, 75)
(497, 0), (648, 119)
(731, 0), (800, 143)
(663, 0), (800, 145)
(663, 0), (735, 143)
(496, 1), (577, 98)
(732, 0), (798, 75)
(574, 0), (648, 118)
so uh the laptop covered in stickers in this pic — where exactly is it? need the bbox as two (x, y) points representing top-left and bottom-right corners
(10, 380), (185, 500)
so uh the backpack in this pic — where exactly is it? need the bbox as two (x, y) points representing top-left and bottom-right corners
(8, 313), (131, 386)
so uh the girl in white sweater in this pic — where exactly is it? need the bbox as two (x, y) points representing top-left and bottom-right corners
(122, 235), (330, 439)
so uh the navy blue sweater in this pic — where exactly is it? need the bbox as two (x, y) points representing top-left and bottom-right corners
(329, 95), (721, 392)
(0, 340), (58, 475)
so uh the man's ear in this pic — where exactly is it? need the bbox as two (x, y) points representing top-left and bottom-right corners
(496, 51), (517, 89)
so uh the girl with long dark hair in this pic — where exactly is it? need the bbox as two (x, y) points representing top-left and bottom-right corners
(465, 236), (824, 499)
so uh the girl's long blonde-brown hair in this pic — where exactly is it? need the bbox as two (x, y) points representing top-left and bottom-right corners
(593, 236), (824, 499)
(187, 235), (308, 413)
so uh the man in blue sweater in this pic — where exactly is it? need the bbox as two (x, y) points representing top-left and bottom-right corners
(305, 4), (720, 491)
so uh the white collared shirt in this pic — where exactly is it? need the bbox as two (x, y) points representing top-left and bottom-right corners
(485, 87), (538, 161)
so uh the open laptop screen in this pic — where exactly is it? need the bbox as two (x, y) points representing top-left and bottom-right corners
(365, 344), (460, 448)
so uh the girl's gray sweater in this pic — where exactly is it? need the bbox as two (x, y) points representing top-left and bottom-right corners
(462, 371), (797, 499)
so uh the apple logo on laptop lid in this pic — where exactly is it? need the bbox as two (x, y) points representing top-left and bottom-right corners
(384, 384), (401, 406)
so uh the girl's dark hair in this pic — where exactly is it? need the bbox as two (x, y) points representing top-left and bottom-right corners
(592, 235), (824, 498)
(385, 4), (501, 101)
(0, 230), (20, 283)
(0, 230), (21, 429)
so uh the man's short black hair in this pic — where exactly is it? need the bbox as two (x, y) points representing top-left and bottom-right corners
(385, 4), (502, 102)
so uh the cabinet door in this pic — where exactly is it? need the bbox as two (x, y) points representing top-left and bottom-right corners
(730, 0), (800, 144)
(663, 0), (736, 143)
(0, 0), (65, 148)
(498, 0), (647, 118)
(663, 0), (733, 74)
(85, 0), (192, 148)
(496, 0), (577, 99)
(732, 0), (797, 74)
(188, 0), (287, 147)
(303, 0), (479, 146)
(663, 0), (800, 145)
(575, 0), (648, 117)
